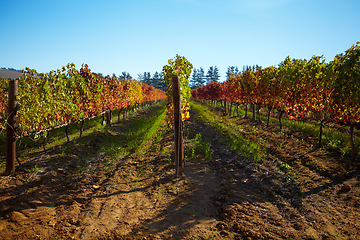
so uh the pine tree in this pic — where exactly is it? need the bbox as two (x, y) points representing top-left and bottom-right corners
(119, 72), (132, 80)
(226, 66), (240, 80)
(213, 66), (220, 82)
(152, 71), (166, 90)
(206, 66), (221, 82)
(140, 72), (152, 85)
(198, 67), (206, 86)
(206, 66), (214, 83)
(190, 68), (198, 89)
(190, 68), (206, 89)
(235, 66), (239, 74)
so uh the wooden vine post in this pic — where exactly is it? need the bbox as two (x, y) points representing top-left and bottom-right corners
(172, 76), (184, 175)
(6, 79), (18, 174)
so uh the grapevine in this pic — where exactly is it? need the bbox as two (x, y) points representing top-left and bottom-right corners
(162, 55), (193, 126)
(192, 42), (360, 159)
(0, 63), (166, 140)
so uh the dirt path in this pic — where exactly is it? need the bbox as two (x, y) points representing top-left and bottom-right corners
(1, 102), (360, 239)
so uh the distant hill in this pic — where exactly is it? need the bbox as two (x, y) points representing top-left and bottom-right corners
(0, 68), (23, 80)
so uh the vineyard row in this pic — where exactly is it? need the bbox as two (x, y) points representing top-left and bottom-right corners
(191, 43), (360, 159)
(0, 63), (166, 139)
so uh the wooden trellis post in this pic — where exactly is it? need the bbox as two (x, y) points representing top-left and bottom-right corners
(172, 76), (184, 175)
(6, 79), (18, 174)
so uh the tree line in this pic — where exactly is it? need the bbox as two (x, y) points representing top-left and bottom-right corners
(190, 65), (261, 89)
(137, 71), (166, 91)
(190, 66), (220, 89)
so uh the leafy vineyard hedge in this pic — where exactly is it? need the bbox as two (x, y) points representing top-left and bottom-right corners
(0, 63), (166, 138)
(162, 55), (193, 126)
(192, 42), (360, 159)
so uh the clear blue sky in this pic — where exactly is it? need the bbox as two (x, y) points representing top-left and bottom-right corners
(1, 0), (359, 81)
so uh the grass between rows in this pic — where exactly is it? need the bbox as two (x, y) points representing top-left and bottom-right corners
(110, 101), (167, 159)
(184, 132), (213, 162)
(191, 101), (264, 162)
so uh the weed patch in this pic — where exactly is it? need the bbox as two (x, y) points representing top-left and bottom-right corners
(185, 133), (212, 161)
(191, 101), (263, 162)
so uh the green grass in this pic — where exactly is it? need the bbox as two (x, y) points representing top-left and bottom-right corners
(278, 161), (293, 170)
(185, 133), (213, 161)
(24, 164), (40, 173)
(191, 101), (263, 162)
(137, 105), (167, 155)
(80, 102), (167, 162)
(58, 102), (167, 179)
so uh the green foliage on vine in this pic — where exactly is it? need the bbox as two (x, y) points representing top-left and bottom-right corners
(331, 42), (360, 123)
(0, 63), (166, 138)
(0, 79), (8, 132)
(193, 42), (360, 125)
(162, 55), (193, 126)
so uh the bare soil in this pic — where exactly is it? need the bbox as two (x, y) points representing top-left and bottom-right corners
(1, 103), (360, 239)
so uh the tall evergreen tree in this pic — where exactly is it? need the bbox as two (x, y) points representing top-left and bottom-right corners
(139, 72), (152, 85)
(226, 66), (240, 79)
(235, 66), (239, 74)
(197, 67), (206, 86)
(119, 71), (132, 80)
(145, 72), (151, 85)
(206, 66), (220, 82)
(190, 67), (206, 89)
(137, 71), (165, 90)
(206, 66), (214, 83)
(152, 71), (166, 90)
(213, 66), (220, 82)
(190, 68), (198, 89)
(137, 73), (142, 81)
